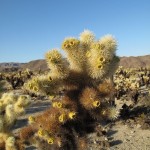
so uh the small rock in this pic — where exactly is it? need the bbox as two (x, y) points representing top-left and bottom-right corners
(93, 140), (97, 144)
(130, 130), (135, 134)
(136, 124), (141, 128)
(105, 137), (108, 141)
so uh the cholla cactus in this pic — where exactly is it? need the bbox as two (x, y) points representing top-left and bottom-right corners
(1, 69), (33, 90)
(114, 66), (148, 101)
(113, 66), (150, 109)
(5, 137), (17, 150)
(0, 92), (31, 149)
(22, 30), (119, 149)
(0, 80), (5, 96)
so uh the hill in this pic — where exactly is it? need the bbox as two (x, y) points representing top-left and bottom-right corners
(21, 59), (48, 71)
(22, 55), (150, 71)
(0, 62), (25, 72)
(119, 55), (150, 68)
(0, 55), (150, 72)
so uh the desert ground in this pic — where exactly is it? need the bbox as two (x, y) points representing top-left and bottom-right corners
(8, 87), (149, 150)
(0, 65), (150, 150)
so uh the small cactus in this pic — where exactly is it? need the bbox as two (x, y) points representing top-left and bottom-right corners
(0, 92), (31, 149)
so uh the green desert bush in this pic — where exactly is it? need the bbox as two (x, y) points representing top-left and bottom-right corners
(21, 30), (120, 149)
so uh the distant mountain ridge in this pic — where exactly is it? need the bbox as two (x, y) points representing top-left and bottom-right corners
(0, 62), (25, 72)
(119, 55), (150, 68)
(0, 62), (25, 67)
(0, 55), (150, 72)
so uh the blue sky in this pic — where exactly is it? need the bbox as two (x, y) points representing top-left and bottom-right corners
(0, 0), (150, 63)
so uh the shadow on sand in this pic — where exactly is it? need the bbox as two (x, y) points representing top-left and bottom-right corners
(107, 129), (123, 147)
(13, 101), (50, 130)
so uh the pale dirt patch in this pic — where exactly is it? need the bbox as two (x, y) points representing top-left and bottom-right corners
(10, 90), (150, 150)
(108, 123), (150, 150)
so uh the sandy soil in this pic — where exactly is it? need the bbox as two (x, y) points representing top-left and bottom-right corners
(108, 123), (150, 150)
(10, 97), (150, 150)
